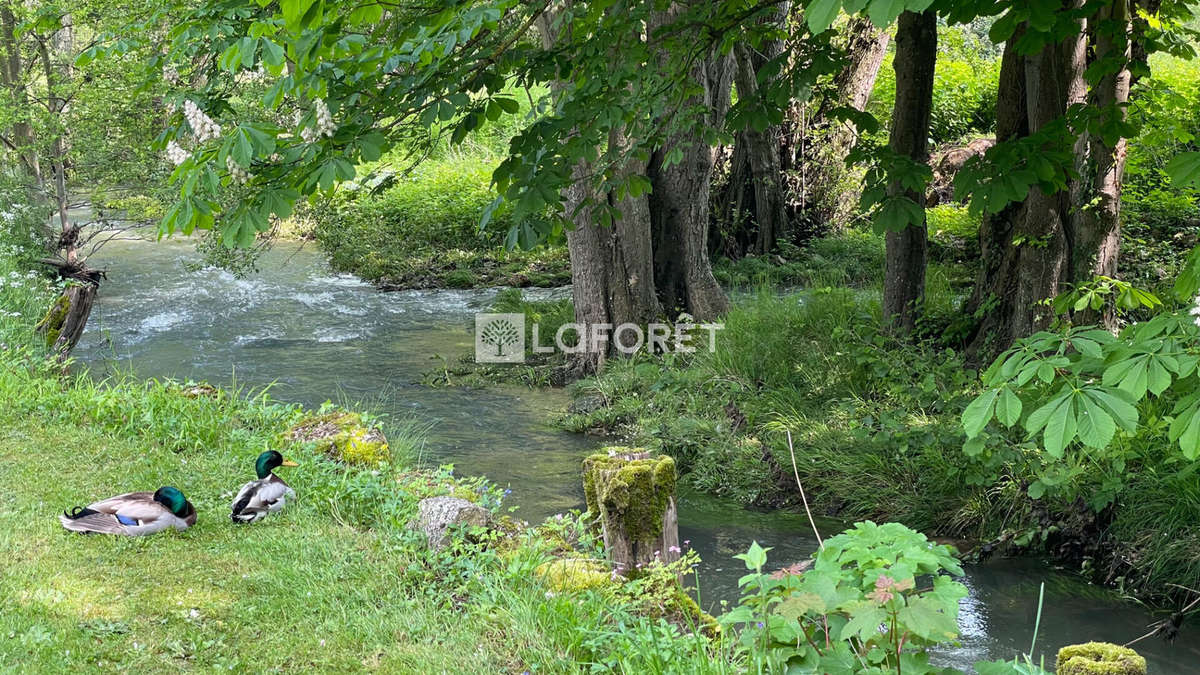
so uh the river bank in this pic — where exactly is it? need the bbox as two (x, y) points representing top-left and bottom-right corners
(43, 233), (1193, 670)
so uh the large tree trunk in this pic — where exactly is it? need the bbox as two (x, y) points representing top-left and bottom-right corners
(1069, 0), (1130, 319)
(539, 9), (661, 377)
(965, 20), (1085, 356)
(649, 4), (733, 319)
(965, 2), (1132, 357)
(882, 11), (937, 334)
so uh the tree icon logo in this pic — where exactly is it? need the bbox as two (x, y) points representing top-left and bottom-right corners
(475, 313), (525, 363)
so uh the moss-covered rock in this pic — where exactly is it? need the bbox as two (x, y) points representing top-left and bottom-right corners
(1056, 642), (1146, 675)
(535, 558), (612, 592)
(284, 411), (390, 465)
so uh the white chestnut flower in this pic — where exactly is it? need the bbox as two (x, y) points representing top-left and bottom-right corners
(162, 63), (181, 85)
(165, 140), (190, 166)
(226, 155), (250, 185)
(183, 100), (222, 143)
(1189, 293), (1200, 328)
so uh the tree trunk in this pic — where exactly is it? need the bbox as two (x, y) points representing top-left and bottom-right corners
(718, 4), (790, 256)
(882, 11), (937, 334)
(539, 9), (661, 377)
(965, 20), (1085, 356)
(36, 283), (98, 358)
(649, 5), (733, 319)
(1069, 0), (1130, 325)
(782, 16), (890, 237)
(582, 450), (680, 575)
(0, 3), (40, 184)
(965, 2), (1133, 356)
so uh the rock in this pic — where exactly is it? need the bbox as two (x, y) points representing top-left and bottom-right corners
(1056, 642), (1146, 675)
(412, 496), (492, 551)
(284, 411), (389, 465)
(567, 394), (607, 416)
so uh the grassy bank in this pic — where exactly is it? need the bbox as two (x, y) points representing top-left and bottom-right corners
(0, 219), (726, 671)
(558, 282), (1200, 605)
(310, 156), (570, 290)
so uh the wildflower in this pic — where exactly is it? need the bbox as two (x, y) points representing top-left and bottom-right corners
(165, 140), (190, 166)
(183, 100), (221, 142)
(544, 591), (556, 599)
(668, 545), (681, 554)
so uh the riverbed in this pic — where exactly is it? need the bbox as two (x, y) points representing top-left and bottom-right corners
(76, 236), (1199, 672)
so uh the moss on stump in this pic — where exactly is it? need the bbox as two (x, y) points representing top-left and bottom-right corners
(1056, 642), (1146, 675)
(36, 294), (71, 349)
(284, 411), (390, 465)
(582, 448), (680, 573)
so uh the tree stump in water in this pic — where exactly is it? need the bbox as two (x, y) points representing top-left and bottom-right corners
(583, 449), (680, 575)
(36, 283), (98, 358)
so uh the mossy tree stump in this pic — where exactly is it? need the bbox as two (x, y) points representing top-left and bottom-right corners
(1056, 642), (1146, 675)
(582, 449), (679, 574)
(35, 283), (97, 358)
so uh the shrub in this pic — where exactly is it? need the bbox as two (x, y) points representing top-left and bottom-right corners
(316, 158), (509, 259)
(721, 524), (967, 673)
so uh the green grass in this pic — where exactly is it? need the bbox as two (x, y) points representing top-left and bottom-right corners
(312, 156), (571, 290)
(557, 283), (1200, 605)
(0, 228), (739, 672)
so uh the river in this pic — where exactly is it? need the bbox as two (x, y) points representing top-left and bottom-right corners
(75, 236), (1199, 672)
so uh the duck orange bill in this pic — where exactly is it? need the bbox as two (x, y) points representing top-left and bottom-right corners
(281, 459), (299, 467)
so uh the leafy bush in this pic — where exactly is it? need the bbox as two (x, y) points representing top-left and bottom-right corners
(316, 158), (508, 256)
(721, 523), (967, 674)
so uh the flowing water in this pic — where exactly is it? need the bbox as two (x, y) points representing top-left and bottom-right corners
(75, 235), (1198, 672)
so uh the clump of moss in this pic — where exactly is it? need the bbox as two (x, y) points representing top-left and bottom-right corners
(582, 449), (676, 544)
(535, 558), (611, 592)
(1056, 642), (1146, 675)
(285, 411), (390, 465)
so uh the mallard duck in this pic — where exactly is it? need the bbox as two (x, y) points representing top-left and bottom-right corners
(59, 486), (197, 535)
(230, 450), (297, 523)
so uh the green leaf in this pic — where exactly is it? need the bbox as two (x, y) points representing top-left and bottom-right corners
(806, 0), (841, 33)
(962, 389), (998, 438)
(1166, 151), (1200, 187)
(1043, 397), (1077, 458)
(995, 388), (1023, 428)
(1076, 393), (1116, 449)
(1171, 404), (1200, 460)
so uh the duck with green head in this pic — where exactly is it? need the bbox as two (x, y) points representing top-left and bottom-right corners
(59, 486), (197, 535)
(231, 450), (297, 523)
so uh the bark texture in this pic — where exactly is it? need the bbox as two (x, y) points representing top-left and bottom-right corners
(966, 2), (1132, 357)
(882, 11), (937, 335)
(539, 8), (661, 377)
(649, 4), (734, 320)
(718, 3), (790, 256)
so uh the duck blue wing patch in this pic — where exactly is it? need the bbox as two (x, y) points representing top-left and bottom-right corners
(116, 514), (139, 527)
